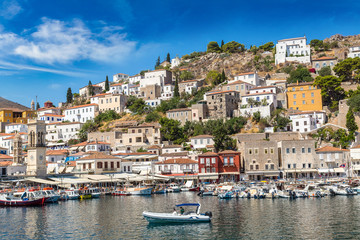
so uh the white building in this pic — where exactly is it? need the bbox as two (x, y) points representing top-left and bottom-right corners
(46, 149), (69, 163)
(348, 46), (360, 58)
(72, 141), (111, 153)
(241, 92), (277, 108)
(64, 104), (98, 123)
(161, 145), (183, 154)
(113, 73), (129, 82)
(275, 36), (311, 65)
(109, 83), (131, 95)
(289, 111), (327, 133)
(171, 56), (181, 68)
(46, 122), (83, 143)
(160, 84), (174, 100)
(79, 85), (103, 98)
(190, 135), (214, 149)
(153, 158), (198, 175)
(141, 69), (172, 88)
(128, 74), (143, 84)
(37, 107), (61, 117)
(145, 99), (161, 107)
(234, 72), (261, 86)
(5, 123), (28, 134)
(38, 114), (64, 123)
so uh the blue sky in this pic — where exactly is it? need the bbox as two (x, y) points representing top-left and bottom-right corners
(1, 0), (360, 107)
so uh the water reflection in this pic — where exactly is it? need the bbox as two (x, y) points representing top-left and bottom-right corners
(2, 193), (360, 239)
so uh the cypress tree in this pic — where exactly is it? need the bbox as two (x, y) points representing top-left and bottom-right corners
(166, 53), (171, 63)
(36, 102), (40, 110)
(221, 40), (224, 48)
(346, 107), (358, 132)
(88, 80), (94, 96)
(221, 69), (226, 83)
(105, 76), (110, 91)
(174, 77), (180, 98)
(155, 56), (160, 69)
(66, 87), (73, 104)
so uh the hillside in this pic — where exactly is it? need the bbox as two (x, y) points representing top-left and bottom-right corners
(0, 97), (30, 111)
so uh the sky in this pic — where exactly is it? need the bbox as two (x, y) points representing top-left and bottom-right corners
(1, 0), (360, 107)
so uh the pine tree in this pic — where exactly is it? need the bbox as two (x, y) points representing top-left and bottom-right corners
(105, 76), (110, 92)
(36, 102), (40, 110)
(221, 40), (224, 48)
(166, 53), (171, 63)
(155, 56), (160, 69)
(221, 69), (226, 83)
(346, 107), (358, 132)
(66, 87), (73, 104)
(88, 80), (94, 96)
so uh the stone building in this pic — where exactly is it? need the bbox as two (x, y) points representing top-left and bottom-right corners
(205, 90), (240, 119)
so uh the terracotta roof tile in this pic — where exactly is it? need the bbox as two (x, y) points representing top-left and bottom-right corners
(0, 160), (13, 166)
(0, 154), (12, 160)
(66, 103), (98, 110)
(190, 135), (213, 139)
(316, 146), (349, 152)
(155, 158), (197, 164)
(77, 152), (119, 160)
(198, 152), (219, 157)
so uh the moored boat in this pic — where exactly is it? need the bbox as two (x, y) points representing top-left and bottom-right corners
(0, 191), (46, 207)
(143, 203), (212, 223)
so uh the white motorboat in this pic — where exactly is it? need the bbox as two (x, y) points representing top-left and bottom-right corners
(143, 203), (212, 223)
(167, 183), (181, 193)
(65, 189), (80, 200)
(126, 186), (153, 195)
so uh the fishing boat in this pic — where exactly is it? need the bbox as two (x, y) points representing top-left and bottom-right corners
(89, 188), (101, 198)
(79, 188), (92, 199)
(65, 189), (80, 200)
(112, 189), (131, 196)
(0, 191), (46, 207)
(143, 203), (212, 223)
(167, 183), (181, 193)
(153, 185), (167, 194)
(39, 188), (60, 203)
(126, 186), (153, 195)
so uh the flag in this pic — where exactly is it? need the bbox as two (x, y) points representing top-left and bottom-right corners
(339, 163), (346, 168)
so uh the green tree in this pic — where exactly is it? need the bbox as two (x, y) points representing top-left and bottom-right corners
(145, 111), (161, 123)
(78, 120), (98, 142)
(36, 102), (40, 110)
(333, 57), (360, 82)
(206, 70), (222, 86)
(250, 45), (258, 54)
(166, 53), (170, 63)
(207, 41), (221, 53)
(346, 107), (358, 132)
(155, 56), (160, 69)
(347, 93), (360, 112)
(105, 76), (110, 91)
(310, 39), (324, 50)
(174, 76), (180, 98)
(222, 41), (245, 53)
(94, 110), (121, 124)
(318, 66), (332, 76)
(159, 118), (185, 144)
(88, 80), (94, 96)
(66, 87), (73, 104)
(126, 96), (147, 114)
(137, 147), (148, 152)
(313, 75), (345, 109)
(179, 71), (194, 81)
(221, 40), (224, 48)
(287, 66), (313, 83)
(259, 42), (274, 51)
(221, 69), (226, 83)
(253, 111), (261, 123)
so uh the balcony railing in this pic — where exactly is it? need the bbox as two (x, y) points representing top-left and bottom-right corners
(103, 168), (116, 172)
(161, 170), (172, 174)
(224, 163), (235, 167)
(183, 169), (194, 174)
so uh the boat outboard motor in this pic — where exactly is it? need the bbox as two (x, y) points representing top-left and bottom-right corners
(205, 211), (213, 218)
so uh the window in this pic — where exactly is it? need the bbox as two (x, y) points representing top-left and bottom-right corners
(302, 100), (305, 104)
(117, 162), (120, 168)
(308, 163), (311, 168)
(335, 153), (340, 159)
(292, 148), (296, 153)
(296, 122), (299, 126)
(200, 158), (204, 164)
(293, 164), (296, 168)
(270, 148), (274, 154)
(303, 164), (306, 168)
(265, 165), (268, 170)
(224, 157), (228, 165)
(212, 157), (216, 164)
(264, 148), (268, 154)
(293, 101), (296, 105)
(254, 148), (258, 154)
(248, 149), (252, 155)
(288, 164), (291, 169)
(311, 100), (314, 104)
(304, 121), (307, 125)
(308, 148), (311, 153)
(302, 93), (305, 98)
(229, 157), (234, 165)
(286, 148), (290, 154)
(302, 147), (305, 153)
(293, 94), (296, 99)
(311, 92), (314, 97)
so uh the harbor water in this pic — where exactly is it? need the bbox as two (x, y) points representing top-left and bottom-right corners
(1, 192), (360, 239)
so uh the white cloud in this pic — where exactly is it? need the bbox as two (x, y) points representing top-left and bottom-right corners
(12, 18), (137, 64)
(48, 83), (62, 89)
(0, 0), (22, 20)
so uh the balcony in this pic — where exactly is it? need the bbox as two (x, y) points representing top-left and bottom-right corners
(161, 170), (172, 175)
(223, 163), (235, 167)
(103, 168), (116, 172)
(183, 169), (194, 174)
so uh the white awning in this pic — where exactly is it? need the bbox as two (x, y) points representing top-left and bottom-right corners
(65, 167), (74, 173)
(334, 168), (345, 173)
(24, 177), (59, 185)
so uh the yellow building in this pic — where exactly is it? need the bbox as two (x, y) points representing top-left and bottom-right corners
(0, 109), (35, 123)
(286, 82), (323, 111)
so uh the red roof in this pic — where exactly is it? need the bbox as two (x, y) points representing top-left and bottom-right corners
(46, 150), (69, 156)
(190, 135), (213, 139)
(113, 152), (156, 156)
(316, 146), (349, 152)
(312, 57), (337, 61)
(72, 141), (110, 147)
(77, 152), (119, 160)
(218, 150), (239, 154)
(207, 90), (238, 96)
(236, 72), (255, 76)
(43, 114), (64, 117)
(244, 91), (274, 97)
(0, 160), (13, 166)
(155, 158), (197, 164)
(198, 152), (219, 157)
(0, 154), (12, 160)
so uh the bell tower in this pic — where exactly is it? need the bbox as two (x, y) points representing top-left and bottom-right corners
(26, 119), (47, 176)
(13, 133), (23, 165)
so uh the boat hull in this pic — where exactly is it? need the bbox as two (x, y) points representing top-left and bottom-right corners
(143, 212), (211, 223)
(0, 198), (46, 207)
(128, 187), (152, 195)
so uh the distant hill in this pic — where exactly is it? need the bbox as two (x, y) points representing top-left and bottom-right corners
(0, 97), (30, 111)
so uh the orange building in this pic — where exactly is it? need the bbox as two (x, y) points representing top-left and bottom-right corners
(286, 82), (322, 111)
